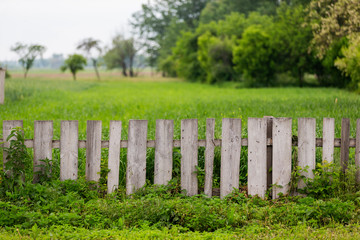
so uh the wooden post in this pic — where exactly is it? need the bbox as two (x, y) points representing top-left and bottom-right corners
(220, 118), (241, 199)
(3, 120), (23, 171)
(34, 121), (53, 182)
(86, 120), (102, 182)
(272, 118), (292, 199)
(356, 119), (360, 184)
(108, 121), (122, 193)
(126, 120), (148, 195)
(340, 118), (350, 173)
(60, 121), (78, 180)
(298, 118), (316, 189)
(264, 116), (274, 192)
(248, 118), (267, 198)
(0, 68), (5, 104)
(181, 119), (198, 196)
(154, 119), (174, 186)
(204, 118), (215, 197)
(323, 118), (335, 163)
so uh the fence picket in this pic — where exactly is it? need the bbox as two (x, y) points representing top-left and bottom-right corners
(323, 118), (335, 163)
(60, 121), (78, 180)
(126, 120), (148, 195)
(154, 119), (174, 185)
(204, 118), (215, 197)
(248, 118), (267, 198)
(3, 120), (23, 170)
(107, 121), (122, 193)
(181, 119), (198, 196)
(86, 121), (102, 182)
(272, 118), (292, 199)
(298, 118), (316, 189)
(341, 118), (350, 172)
(220, 118), (241, 199)
(34, 121), (53, 182)
(356, 119), (360, 184)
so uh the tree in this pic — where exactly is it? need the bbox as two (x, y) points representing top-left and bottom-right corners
(308, 0), (360, 58)
(60, 54), (87, 81)
(11, 43), (46, 78)
(103, 35), (138, 77)
(131, 0), (208, 68)
(77, 38), (102, 81)
(233, 26), (276, 86)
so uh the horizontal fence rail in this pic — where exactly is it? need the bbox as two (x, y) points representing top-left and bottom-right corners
(2, 118), (360, 199)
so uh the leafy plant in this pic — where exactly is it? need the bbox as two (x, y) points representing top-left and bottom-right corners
(1, 127), (32, 192)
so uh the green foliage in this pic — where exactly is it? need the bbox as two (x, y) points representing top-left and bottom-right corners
(1, 128), (32, 192)
(10, 43), (46, 78)
(61, 54), (87, 81)
(233, 26), (275, 86)
(77, 38), (102, 81)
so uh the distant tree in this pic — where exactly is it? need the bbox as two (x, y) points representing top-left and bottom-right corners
(103, 35), (138, 77)
(60, 54), (87, 81)
(131, 0), (208, 68)
(10, 43), (46, 78)
(77, 38), (102, 80)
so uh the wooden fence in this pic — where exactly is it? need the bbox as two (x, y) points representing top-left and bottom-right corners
(2, 118), (360, 199)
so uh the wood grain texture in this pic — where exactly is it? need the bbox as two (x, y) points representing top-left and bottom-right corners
(323, 118), (335, 163)
(86, 121), (102, 182)
(220, 118), (241, 199)
(107, 121), (122, 193)
(264, 116), (274, 191)
(356, 119), (360, 184)
(204, 118), (215, 197)
(126, 120), (148, 195)
(3, 120), (23, 170)
(0, 69), (4, 104)
(298, 118), (316, 189)
(248, 118), (267, 198)
(154, 120), (174, 185)
(34, 121), (53, 182)
(60, 121), (78, 180)
(341, 118), (350, 173)
(272, 118), (292, 199)
(181, 119), (198, 196)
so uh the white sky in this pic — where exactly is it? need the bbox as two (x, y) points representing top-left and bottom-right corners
(0, 0), (148, 61)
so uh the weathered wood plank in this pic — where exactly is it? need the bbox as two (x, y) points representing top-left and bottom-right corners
(220, 118), (242, 199)
(356, 119), (360, 184)
(34, 121), (53, 182)
(341, 118), (350, 173)
(126, 120), (148, 195)
(298, 118), (316, 189)
(181, 119), (198, 196)
(154, 120), (174, 185)
(60, 121), (78, 180)
(0, 69), (5, 104)
(3, 120), (23, 171)
(86, 121), (102, 182)
(264, 116), (274, 191)
(204, 118), (215, 197)
(272, 118), (292, 199)
(248, 118), (267, 198)
(323, 118), (335, 163)
(107, 121), (122, 193)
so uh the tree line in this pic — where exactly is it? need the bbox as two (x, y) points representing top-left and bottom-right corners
(131, 0), (360, 89)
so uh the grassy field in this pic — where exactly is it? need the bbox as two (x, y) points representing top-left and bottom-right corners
(1, 72), (360, 239)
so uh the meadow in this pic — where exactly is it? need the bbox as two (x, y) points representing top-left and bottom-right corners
(1, 71), (360, 239)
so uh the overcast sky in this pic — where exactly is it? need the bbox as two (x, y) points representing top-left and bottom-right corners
(0, 0), (148, 61)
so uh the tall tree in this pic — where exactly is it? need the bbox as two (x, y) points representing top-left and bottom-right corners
(104, 35), (138, 77)
(131, 0), (209, 68)
(11, 43), (46, 78)
(77, 38), (102, 81)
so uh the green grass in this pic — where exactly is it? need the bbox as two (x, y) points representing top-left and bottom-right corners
(2, 75), (360, 140)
